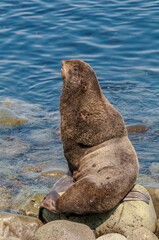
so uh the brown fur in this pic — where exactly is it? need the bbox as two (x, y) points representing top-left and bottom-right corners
(60, 59), (127, 171)
(56, 59), (138, 214)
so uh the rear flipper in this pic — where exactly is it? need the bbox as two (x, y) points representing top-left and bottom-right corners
(39, 172), (75, 219)
(123, 186), (150, 204)
(39, 190), (60, 214)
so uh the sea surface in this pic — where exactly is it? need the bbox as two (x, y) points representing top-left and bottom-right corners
(0, 0), (159, 213)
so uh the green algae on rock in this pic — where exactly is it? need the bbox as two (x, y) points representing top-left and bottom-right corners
(20, 193), (46, 217)
(42, 170), (66, 178)
(0, 108), (28, 126)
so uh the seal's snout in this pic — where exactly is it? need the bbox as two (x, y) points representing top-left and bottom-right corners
(61, 61), (66, 80)
(61, 60), (69, 83)
(61, 61), (64, 71)
(61, 60), (66, 69)
(61, 60), (65, 67)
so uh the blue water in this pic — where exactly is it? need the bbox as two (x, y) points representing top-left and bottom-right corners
(0, 0), (159, 211)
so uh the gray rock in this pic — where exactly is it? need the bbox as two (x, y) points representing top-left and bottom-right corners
(127, 227), (159, 240)
(146, 187), (159, 218)
(155, 219), (159, 238)
(94, 185), (157, 238)
(0, 236), (20, 240)
(97, 233), (127, 239)
(0, 213), (42, 240)
(33, 220), (96, 240)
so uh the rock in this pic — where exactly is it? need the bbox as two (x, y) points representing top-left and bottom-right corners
(0, 186), (12, 211)
(97, 233), (127, 239)
(0, 213), (43, 240)
(94, 185), (157, 238)
(28, 128), (54, 146)
(20, 193), (46, 217)
(0, 236), (20, 240)
(42, 170), (66, 178)
(0, 108), (28, 126)
(0, 138), (30, 157)
(146, 187), (159, 218)
(127, 227), (159, 240)
(155, 219), (159, 238)
(137, 174), (157, 186)
(150, 162), (159, 175)
(127, 124), (148, 133)
(11, 192), (35, 214)
(2, 101), (16, 107)
(40, 185), (157, 238)
(26, 168), (42, 173)
(149, 162), (159, 186)
(33, 220), (96, 240)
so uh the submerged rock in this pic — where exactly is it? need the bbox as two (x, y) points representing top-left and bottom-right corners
(137, 174), (157, 186)
(20, 193), (46, 217)
(42, 170), (66, 178)
(1, 101), (16, 107)
(127, 124), (149, 133)
(0, 108), (28, 126)
(0, 213), (42, 240)
(33, 220), (96, 240)
(0, 138), (30, 157)
(0, 186), (12, 211)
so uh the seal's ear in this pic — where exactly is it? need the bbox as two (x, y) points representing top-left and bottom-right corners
(80, 78), (87, 91)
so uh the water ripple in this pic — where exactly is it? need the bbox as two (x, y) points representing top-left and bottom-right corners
(0, 0), (159, 210)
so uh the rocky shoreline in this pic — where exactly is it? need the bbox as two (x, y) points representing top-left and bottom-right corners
(0, 184), (158, 240)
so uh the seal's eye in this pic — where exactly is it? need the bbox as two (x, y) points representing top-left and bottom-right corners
(73, 66), (78, 71)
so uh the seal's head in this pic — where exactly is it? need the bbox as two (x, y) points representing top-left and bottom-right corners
(61, 59), (101, 95)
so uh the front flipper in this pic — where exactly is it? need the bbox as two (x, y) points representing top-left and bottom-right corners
(52, 171), (75, 193)
(123, 186), (150, 204)
(39, 190), (60, 223)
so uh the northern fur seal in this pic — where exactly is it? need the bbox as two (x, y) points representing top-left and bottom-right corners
(40, 60), (149, 215)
